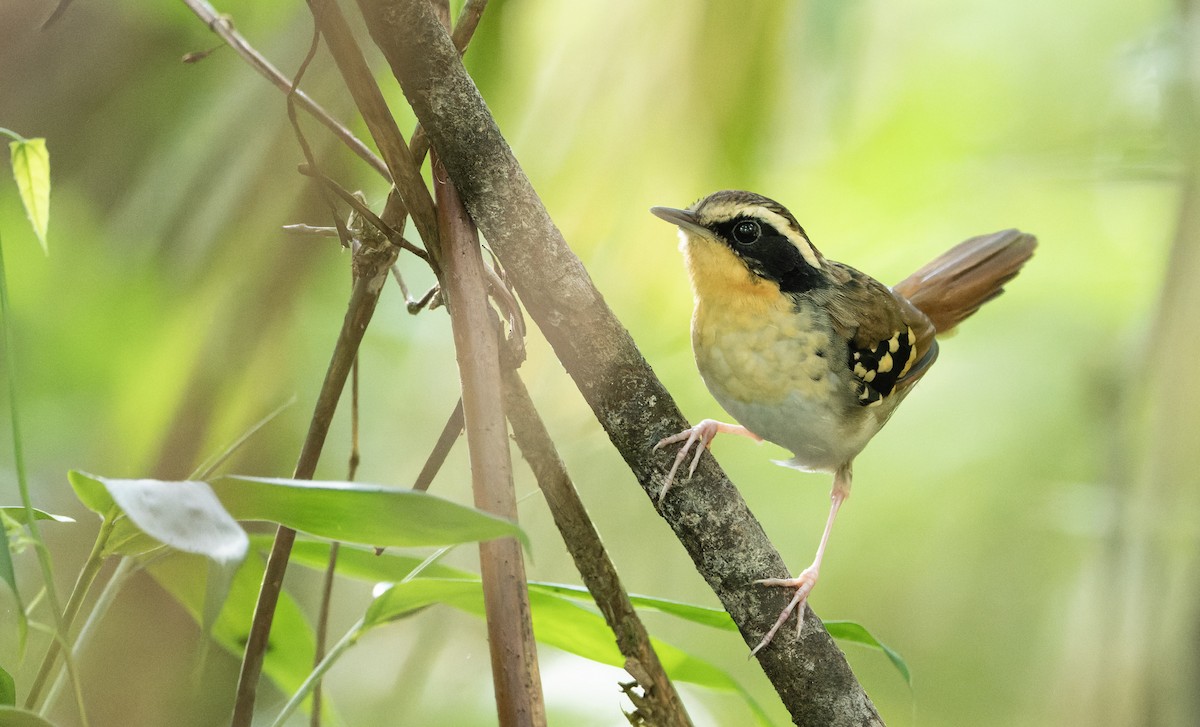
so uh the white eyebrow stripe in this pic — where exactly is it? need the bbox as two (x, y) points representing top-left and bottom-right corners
(742, 205), (821, 269)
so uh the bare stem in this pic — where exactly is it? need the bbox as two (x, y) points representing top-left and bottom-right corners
(434, 160), (545, 726)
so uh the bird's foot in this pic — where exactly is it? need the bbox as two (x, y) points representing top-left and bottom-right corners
(749, 566), (819, 657)
(652, 420), (760, 505)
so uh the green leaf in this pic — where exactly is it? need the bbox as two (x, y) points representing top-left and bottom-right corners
(558, 595), (912, 690)
(67, 471), (114, 516)
(363, 578), (775, 727)
(147, 552), (316, 702)
(825, 620), (912, 687)
(216, 477), (527, 550)
(275, 536), (473, 582)
(67, 472), (249, 636)
(0, 665), (13, 706)
(527, 583), (912, 687)
(7, 138), (49, 253)
(102, 517), (167, 558)
(0, 706), (57, 727)
(0, 508), (74, 525)
(0, 515), (26, 653)
(530, 582), (738, 631)
(70, 473), (247, 565)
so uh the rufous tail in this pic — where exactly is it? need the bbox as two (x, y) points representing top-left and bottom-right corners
(892, 229), (1037, 334)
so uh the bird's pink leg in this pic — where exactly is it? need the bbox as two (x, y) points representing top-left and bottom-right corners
(750, 463), (852, 657)
(652, 419), (762, 505)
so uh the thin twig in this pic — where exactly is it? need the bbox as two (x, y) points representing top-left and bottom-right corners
(311, 541), (339, 727)
(296, 163), (429, 261)
(286, 25), (353, 251)
(413, 399), (465, 492)
(38, 558), (132, 714)
(180, 0), (390, 180)
(306, 0), (442, 273)
(283, 223), (339, 237)
(313, 275), (364, 726)
(502, 368), (692, 726)
(406, 284), (440, 314)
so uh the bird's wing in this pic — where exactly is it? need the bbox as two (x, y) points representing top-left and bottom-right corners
(812, 263), (939, 405)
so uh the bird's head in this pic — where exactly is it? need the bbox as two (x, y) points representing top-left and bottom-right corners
(651, 190), (827, 302)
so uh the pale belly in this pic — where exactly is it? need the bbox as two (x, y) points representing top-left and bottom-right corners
(693, 303), (881, 472)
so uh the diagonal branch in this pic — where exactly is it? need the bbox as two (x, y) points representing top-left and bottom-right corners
(352, 1), (883, 724)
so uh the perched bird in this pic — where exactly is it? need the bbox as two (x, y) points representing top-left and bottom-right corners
(651, 190), (1036, 655)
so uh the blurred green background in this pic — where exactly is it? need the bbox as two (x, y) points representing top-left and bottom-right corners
(1, 0), (1195, 725)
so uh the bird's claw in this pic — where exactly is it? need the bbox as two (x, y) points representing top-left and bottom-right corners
(749, 566), (820, 657)
(652, 419), (724, 505)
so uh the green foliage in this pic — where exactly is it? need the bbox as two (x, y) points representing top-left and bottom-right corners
(535, 582), (911, 687)
(0, 666), (13, 706)
(68, 472), (248, 564)
(215, 476), (528, 549)
(0, 508), (72, 656)
(0, 131), (49, 253)
(0, 509), (73, 526)
(0, 707), (57, 727)
(5, 141), (48, 255)
(283, 537), (906, 721)
(0, 520), (21, 650)
(825, 621), (911, 688)
(147, 552), (317, 704)
(0, 130), (63, 702)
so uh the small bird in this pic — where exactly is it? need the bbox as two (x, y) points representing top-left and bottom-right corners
(651, 190), (1036, 655)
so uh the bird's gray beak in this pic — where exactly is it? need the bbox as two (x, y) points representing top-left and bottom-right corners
(650, 206), (708, 237)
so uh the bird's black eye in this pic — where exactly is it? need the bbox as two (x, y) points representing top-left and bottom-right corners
(732, 219), (761, 245)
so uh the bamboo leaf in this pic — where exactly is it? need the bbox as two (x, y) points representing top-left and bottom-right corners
(0, 513), (26, 652)
(0, 706), (58, 726)
(68, 472), (247, 565)
(146, 552), (316, 707)
(0, 665), (13, 706)
(7, 138), (50, 253)
(0, 508), (74, 525)
(66, 471), (114, 516)
(825, 620), (912, 687)
(216, 476), (526, 550)
(529, 582), (737, 631)
(274, 536), (472, 581)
